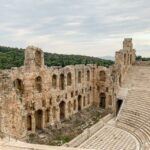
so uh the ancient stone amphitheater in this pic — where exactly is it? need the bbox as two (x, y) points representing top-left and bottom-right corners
(0, 38), (150, 150)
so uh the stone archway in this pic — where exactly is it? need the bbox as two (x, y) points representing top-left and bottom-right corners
(35, 50), (42, 67)
(35, 76), (42, 92)
(52, 74), (57, 89)
(45, 108), (50, 124)
(99, 93), (106, 109)
(119, 74), (122, 87)
(13, 78), (24, 94)
(78, 71), (82, 83)
(27, 115), (32, 131)
(130, 54), (132, 64)
(59, 101), (66, 120)
(73, 100), (76, 111)
(78, 95), (82, 111)
(116, 99), (123, 115)
(67, 72), (72, 86)
(99, 71), (106, 82)
(52, 107), (57, 121)
(87, 70), (90, 81)
(59, 74), (65, 90)
(35, 109), (43, 130)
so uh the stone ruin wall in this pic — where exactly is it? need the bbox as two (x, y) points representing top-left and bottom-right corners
(0, 38), (136, 139)
(115, 38), (136, 85)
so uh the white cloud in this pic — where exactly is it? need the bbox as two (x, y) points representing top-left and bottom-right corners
(0, 0), (150, 57)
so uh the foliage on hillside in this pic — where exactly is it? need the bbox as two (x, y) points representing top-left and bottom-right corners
(136, 56), (150, 61)
(0, 46), (114, 69)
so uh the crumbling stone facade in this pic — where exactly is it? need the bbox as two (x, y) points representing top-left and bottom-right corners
(0, 38), (136, 139)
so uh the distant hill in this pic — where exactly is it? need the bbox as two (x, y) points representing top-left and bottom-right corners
(136, 56), (150, 61)
(0, 46), (114, 69)
(101, 56), (115, 61)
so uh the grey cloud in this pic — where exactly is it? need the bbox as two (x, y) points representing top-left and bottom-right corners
(0, 0), (150, 56)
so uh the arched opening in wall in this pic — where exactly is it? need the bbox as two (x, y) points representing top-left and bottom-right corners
(99, 93), (106, 109)
(35, 76), (42, 92)
(116, 99), (123, 115)
(119, 75), (122, 87)
(42, 99), (46, 107)
(73, 100), (76, 111)
(59, 74), (65, 90)
(35, 50), (42, 67)
(71, 91), (74, 97)
(49, 98), (52, 105)
(128, 54), (130, 65)
(78, 95), (82, 111)
(35, 109), (43, 130)
(87, 94), (90, 104)
(87, 70), (90, 81)
(13, 79), (24, 94)
(124, 54), (127, 65)
(68, 101), (72, 114)
(27, 115), (32, 131)
(59, 101), (66, 120)
(45, 108), (50, 124)
(67, 72), (72, 86)
(52, 74), (57, 89)
(52, 107), (57, 121)
(130, 54), (132, 64)
(108, 95), (112, 106)
(99, 71), (106, 82)
(83, 96), (86, 107)
(78, 71), (81, 83)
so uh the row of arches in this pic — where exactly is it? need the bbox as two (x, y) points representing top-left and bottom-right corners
(52, 70), (91, 90)
(13, 76), (42, 94)
(13, 70), (105, 94)
(27, 95), (91, 131)
(58, 94), (90, 120)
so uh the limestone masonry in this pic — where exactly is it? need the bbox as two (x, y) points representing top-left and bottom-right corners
(0, 39), (136, 147)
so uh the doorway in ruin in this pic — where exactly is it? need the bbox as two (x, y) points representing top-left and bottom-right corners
(130, 54), (132, 64)
(35, 109), (43, 130)
(78, 71), (82, 83)
(35, 76), (42, 92)
(27, 115), (32, 131)
(52, 74), (57, 89)
(59, 74), (65, 90)
(13, 78), (24, 94)
(116, 99), (123, 115)
(99, 93), (106, 109)
(99, 71), (106, 82)
(35, 50), (42, 67)
(59, 101), (66, 120)
(45, 108), (50, 124)
(87, 70), (90, 81)
(78, 95), (82, 111)
(119, 75), (122, 87)
(67, 72), (72, 86)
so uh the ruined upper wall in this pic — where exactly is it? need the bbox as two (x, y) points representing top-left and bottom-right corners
(123, 38), (133, 50)
(24, 46), (44, 69)
(115, 38), (136, 87)
(115, 38), (136, 66)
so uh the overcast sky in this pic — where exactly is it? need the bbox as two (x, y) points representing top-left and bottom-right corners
(0, 0), (150, 57)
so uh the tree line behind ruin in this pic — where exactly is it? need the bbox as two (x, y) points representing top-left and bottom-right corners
(0, 46), (114, 69)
